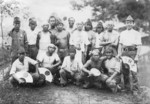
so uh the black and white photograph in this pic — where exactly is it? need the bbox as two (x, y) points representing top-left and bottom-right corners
(0, 0), (150, 104)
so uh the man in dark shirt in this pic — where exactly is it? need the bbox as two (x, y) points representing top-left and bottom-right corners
(8, 17), (28, 63)
(82, 49), (108, 88)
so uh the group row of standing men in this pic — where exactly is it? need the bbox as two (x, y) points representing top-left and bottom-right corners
(8, 15), (142, 94)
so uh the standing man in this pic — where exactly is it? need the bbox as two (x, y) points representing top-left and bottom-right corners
(70, 22), (90, 64)
(67, 17), (76, 34)
(98, 21), (119, 56)
(26, 18), (38, 60)
(84, 20), (96, 61)
(48, 16), (57, 36)
(118, 15), (142, 95)
(55, 22), (70, 62)
(36, 23), (54, 60)
(8, 17), (28, 63)
(26, 18), (39, 73)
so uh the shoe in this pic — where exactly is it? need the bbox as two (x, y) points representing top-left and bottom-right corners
(82, 82), (91, 89)
(60, 83), (67, 87)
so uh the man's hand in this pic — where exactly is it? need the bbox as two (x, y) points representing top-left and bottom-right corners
(88, 71), (93, 77)
(106, 78), (112, 83)
(18, 79), (25, 84)
(70, 71), (74, 76)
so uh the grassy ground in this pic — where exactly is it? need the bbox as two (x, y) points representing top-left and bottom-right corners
(0, 80), (135, 104)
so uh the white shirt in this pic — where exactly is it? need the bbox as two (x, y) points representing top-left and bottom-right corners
(39, 31), (51, 50)
(38, 52), (60, 68)
(26, 28), (39, 45)
(119, 29), (142, 46)
(10, 57), (38, 75)
(61, 56), (83, 72)
(70, 30), (90, 52)
(105, 57), (121, 75)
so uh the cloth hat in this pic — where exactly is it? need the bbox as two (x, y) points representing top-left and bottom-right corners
(13, 17), (20, 24)
(48, 44), (56, 49)
(126, 15), (134, 21)
(91, 49), (100, 56)
(18, 47), (25, 54)
(105, 46), (114, 53)
(106, 21), (114, 28)
(29, 17), (37, 25)
(96, 21), (103, 28)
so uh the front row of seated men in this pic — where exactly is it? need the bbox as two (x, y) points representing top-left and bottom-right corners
(9, 44), (122, 93)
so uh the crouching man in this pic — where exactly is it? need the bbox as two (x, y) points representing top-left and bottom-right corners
(102, 47), (121, 93)
(9, 47), (45, 87)
(37, 44), (61, 84)
(59, 48), (83, 87)
(81, 49), (108, 89)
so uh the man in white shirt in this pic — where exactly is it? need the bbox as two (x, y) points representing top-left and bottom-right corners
(59, 48), (83, 86)
(70, 22), (90, 64)
(26, 18), (39, 60)
(9, 47), (45, 87)
(37, 44), (61, 84)
(66, 17), (76, 35)
(118, 15), (142, 95)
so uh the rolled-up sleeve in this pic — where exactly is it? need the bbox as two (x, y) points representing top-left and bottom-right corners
(26, 57), (38, 65)
(10, 62), (17, 75)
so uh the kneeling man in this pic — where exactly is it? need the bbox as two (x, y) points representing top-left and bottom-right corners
(103, 47), (121, 93)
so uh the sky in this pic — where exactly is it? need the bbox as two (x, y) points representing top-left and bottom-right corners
(17, 0), (92, 23)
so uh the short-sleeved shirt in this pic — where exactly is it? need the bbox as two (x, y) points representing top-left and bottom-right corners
(26, 28), (39, 45)
(8, 29), (28, 56)
(119, 29), (142, 46)
(70, 30), (90, 52)
(10, 56), (38, 75)
(84, 59), (102, 71)
(104, 57), (121, 75)
(38, 52), (60, 68)
(61, 56), (83, 72)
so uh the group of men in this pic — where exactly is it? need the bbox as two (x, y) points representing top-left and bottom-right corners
(8, 15), (142, 94)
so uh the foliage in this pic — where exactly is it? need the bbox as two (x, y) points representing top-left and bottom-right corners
(71, 0), (150, 29)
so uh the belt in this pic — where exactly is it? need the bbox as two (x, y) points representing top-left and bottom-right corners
(123, 46), (137, 52)
(58, 48), (68, 52)
(28, 45), (36, 48)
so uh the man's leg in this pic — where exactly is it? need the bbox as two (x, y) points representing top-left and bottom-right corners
(59, 69), (71, 86)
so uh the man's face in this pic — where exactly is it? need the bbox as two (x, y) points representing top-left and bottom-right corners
(49, 17), (56, 26)
(70, 52), (76, 59)
(126, 21), (134, 30)
(96, 27), (103, 33)
(29, 23), (36, 30)
(107, 25), (113, 32)
(57, 24), (63, 31)
(92, 53), (100, 61)
(85, 24), (92, 31)
(48, 47), (55, 54)
(69, 19), (75, 26)
(105, 51), (113, 59)
(14, 23), (20, 31)
(43, 25), (49, 32)
(18, 52), (25, 62)
(77, 24), (83, 31)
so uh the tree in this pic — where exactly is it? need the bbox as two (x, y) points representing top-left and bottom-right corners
(0, 0), (30, 48)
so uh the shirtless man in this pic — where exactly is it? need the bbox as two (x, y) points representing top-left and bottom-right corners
(55, 22), (70, 62)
